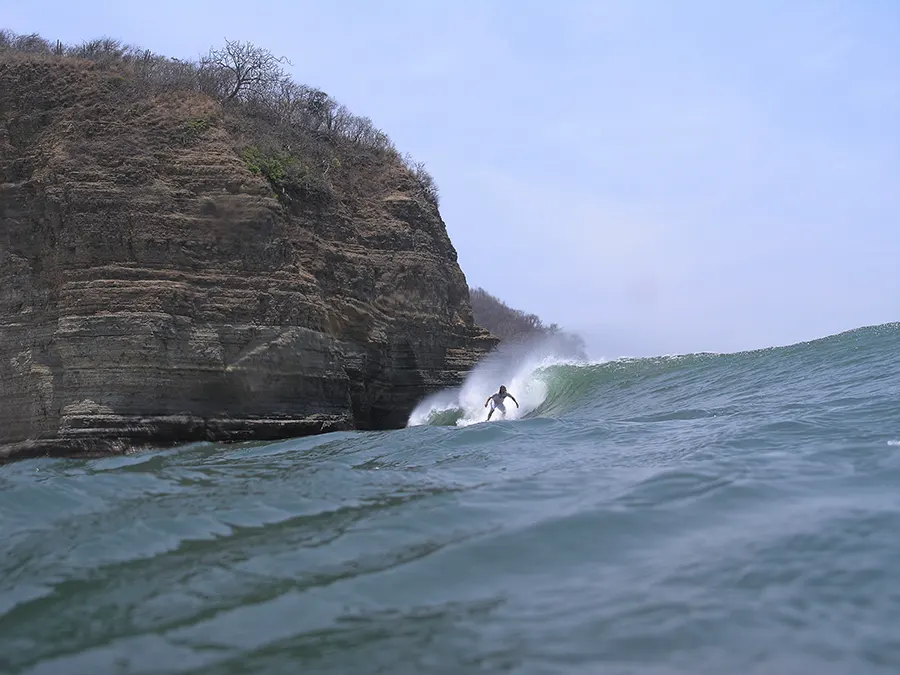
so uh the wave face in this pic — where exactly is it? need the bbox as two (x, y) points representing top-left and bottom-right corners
(410, 323), (899, 430)
(407, 335), (593, 426)
(2, 323), (900, 674)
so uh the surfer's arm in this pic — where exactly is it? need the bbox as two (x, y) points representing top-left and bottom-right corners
(484, 397), (491, 407)
(509, 395), (519, 407)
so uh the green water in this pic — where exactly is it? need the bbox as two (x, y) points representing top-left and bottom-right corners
(2, 324), (899, 674)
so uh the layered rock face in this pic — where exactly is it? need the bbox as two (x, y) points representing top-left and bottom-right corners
(0, 56), (496, 461)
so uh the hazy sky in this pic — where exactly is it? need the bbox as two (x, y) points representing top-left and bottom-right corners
(5, 0), (899, 356)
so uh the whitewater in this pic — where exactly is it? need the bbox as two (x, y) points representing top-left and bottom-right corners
(407, 334), (592, 427)
(2, 323), (899, 674)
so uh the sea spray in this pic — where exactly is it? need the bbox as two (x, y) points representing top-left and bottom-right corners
(408, 333), (597, 427)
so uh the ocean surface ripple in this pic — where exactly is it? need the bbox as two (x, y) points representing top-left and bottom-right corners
(2, 323), (900, 674)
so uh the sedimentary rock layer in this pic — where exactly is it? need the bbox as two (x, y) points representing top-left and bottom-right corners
(0, 55), (495, 460)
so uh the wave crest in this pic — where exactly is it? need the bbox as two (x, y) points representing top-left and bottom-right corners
(408, 336), (598, 427)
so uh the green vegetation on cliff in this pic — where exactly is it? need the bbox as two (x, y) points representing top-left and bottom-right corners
(0, 29), (560, 363)
(469, 287), (586, 356)
(0, 29), (439, 208)
(0, 29), (500, 458)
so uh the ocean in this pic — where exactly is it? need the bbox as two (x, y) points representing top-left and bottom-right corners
(2, 323), (899, 674)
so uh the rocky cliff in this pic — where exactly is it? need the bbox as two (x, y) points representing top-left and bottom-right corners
(0, 51), (496, 461)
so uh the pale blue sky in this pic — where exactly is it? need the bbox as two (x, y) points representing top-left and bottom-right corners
(5, 0), (899, 356)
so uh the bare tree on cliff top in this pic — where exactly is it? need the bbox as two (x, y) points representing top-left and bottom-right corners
(200, 39), (290, 103)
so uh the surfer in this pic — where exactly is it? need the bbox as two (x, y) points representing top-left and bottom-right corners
(484, 385), (519, 420)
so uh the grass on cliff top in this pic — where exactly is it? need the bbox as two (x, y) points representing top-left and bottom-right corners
(0, 29), (440, 209)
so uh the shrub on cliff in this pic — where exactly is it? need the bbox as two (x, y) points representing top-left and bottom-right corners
(469, 287), (586, 356)
(0, 29), (439, 208)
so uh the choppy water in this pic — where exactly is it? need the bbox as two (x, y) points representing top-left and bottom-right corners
(2, 323), (900, 674)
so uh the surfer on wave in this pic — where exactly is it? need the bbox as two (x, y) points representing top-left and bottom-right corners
(484, 385), (519, 421)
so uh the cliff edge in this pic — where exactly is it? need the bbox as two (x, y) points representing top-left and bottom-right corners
(0, 37), (497, 461)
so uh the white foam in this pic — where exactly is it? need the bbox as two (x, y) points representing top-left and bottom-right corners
(407, 335), (600, 428)
(888, 440), (900, 446)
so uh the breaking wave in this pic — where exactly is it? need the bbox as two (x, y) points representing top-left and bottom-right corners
(407, 335), (602, 427)
(408, 322), (900, 428)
